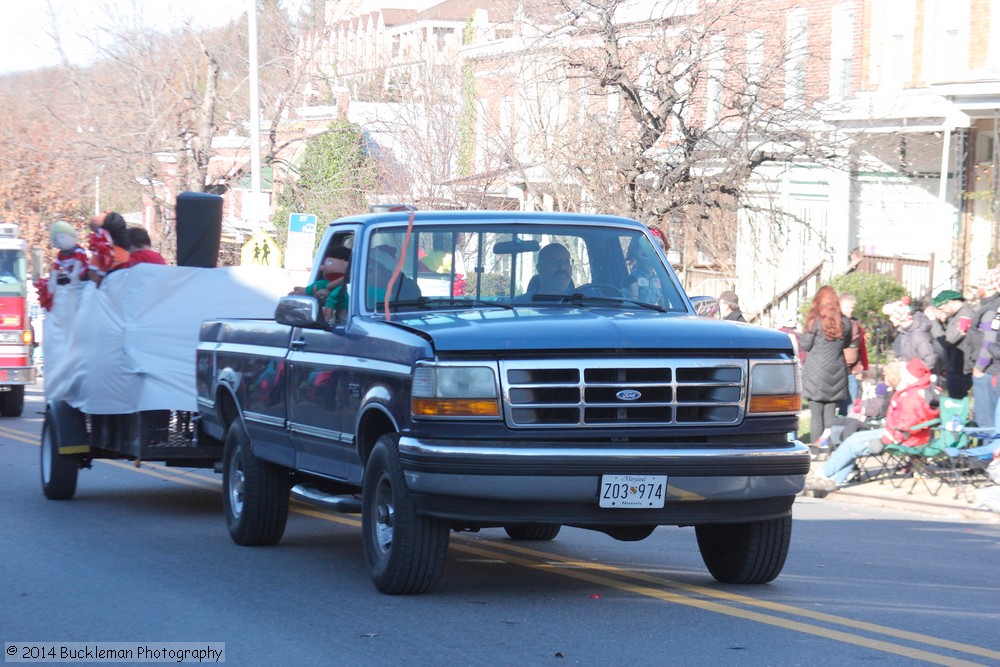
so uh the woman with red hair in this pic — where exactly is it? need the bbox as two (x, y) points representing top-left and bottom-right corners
(800, 285), (853, 453)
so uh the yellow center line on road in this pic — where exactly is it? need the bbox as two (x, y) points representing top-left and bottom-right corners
(452, 543), (985, 667)
(0, 424), (40, 445)
(7, 428), (996, 665)
(479, 539), (1000, 663)
(99, 459), (222, 492)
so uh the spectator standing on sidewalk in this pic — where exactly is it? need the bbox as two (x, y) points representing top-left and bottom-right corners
(718, 290), (746, 322)
(930, 289), (975, 399)
(800, 285), (852, 451)
(838, 292), (868, 414)
(884, 297), (940, 374)
(969, 266), (1000, 428)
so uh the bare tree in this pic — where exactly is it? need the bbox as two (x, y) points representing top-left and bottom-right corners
(468, 0), (850, 288)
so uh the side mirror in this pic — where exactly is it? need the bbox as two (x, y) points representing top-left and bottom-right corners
(275, 295), (326, 329)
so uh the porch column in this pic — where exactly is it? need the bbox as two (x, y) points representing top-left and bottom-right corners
(939, 125), (951, 201)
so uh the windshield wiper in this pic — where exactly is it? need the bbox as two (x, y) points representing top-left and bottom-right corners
(384, 297), (513, 311)
(529, 293), (667, 312)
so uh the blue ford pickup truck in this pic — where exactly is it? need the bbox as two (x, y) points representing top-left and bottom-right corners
(196, 210), (809, 594)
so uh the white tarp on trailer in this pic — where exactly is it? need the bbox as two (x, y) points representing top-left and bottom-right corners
(43, 264), (293, 414)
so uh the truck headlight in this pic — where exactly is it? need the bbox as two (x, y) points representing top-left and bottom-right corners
(748, 361), (801, 414)
(412, 364), (500, 418)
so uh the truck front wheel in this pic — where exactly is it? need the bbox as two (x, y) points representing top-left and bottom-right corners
(41, 412), (78, 500)
(695, 515), (792, 584)
(1, 385), (25, 417)
(362, 434), (449, 594)
(222, 421), (290, 546)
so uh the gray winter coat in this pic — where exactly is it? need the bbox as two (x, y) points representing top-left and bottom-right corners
(800, 316), (852, 402)
(893, 311), (940, 374)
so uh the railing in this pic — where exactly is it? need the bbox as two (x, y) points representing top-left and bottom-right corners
(751, 252), (934, 325)
(852, 253), (934, 300)
(752, 261), (824, 325)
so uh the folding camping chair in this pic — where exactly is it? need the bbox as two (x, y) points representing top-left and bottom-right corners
(882, 395), (971, 495)
(939, 429), (1000, 502)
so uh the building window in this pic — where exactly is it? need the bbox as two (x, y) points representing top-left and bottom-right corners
(785, 7), (807, 106)
(746, 29), (764, 103)
(706, 35), (725, 127)
(829, 2), (854, 101)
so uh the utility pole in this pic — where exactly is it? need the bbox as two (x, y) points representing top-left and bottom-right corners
(247, 0), (264, 231)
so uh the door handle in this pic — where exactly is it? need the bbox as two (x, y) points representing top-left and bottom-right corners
(290, 338), (306, 351)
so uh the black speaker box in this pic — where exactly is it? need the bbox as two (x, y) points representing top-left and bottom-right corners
(175, 191), (223, 267)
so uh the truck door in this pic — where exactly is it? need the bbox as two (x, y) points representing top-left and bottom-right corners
(285, 229), (362, 483)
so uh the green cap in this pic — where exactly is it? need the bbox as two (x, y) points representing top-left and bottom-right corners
(932, 289), (963, 308)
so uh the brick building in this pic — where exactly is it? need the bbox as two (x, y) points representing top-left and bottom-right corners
(293, 0), (1000, 314)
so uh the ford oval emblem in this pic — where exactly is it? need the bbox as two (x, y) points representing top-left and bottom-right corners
(616, 389), (642, 401)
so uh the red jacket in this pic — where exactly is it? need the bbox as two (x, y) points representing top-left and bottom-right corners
(881, 378), (939, 448)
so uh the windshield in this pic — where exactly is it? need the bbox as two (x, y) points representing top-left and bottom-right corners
(362, 223), (688, 314)
(0, 249), (26, 297)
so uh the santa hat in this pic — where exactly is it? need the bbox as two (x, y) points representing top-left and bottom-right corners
(882, 298), (912, 328)
(904, 357), (931, 382)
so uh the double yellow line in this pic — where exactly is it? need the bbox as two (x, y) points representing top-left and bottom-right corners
(4, 425), (998, 665)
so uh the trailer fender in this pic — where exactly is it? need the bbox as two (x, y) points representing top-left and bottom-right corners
(45, 401), (90, 455)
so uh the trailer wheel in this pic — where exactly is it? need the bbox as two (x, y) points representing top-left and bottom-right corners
(695, 515), (792, 584)
(41, 411), (78, 500)
(362, 434), (449, 594)
(1, 385), (25, 417)
(222, 421), (290, 546)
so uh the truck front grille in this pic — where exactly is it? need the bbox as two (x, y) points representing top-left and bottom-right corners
(500, 359), (746, 428)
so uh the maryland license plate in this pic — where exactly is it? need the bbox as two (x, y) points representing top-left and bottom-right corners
(599, 474), (667, 508)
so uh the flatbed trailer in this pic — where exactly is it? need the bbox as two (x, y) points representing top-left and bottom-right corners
(40, 263), (292, 499)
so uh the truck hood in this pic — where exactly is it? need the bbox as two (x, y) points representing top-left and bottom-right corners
(387, 307), (792, 353)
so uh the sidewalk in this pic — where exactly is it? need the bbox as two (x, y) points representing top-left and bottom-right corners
(802, 463), (1000, 523)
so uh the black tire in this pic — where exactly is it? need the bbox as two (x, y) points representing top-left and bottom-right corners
(695, 516), (792, 584)
(504, 524), (561, 541)
(1, 385), (25, 417)
(222, 420), (290, 546)
(362, 434), (449, 594)
(40, 412), (78, 500)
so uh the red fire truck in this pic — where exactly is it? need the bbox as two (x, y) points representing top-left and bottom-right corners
(0, 223), (36, 416)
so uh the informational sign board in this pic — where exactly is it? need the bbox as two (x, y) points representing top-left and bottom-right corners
(285, 213), (318, 273)
(241, 230), (282, 267)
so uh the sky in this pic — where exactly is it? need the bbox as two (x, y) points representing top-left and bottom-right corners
(0, 0), (299, 74)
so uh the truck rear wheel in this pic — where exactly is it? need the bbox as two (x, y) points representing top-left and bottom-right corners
(41, 411), (78, 500)
(695, 515), (791, 584)
(504, 524), (561, 541)
(222, 421), (290, 546)
(362, 434), (449, 594)
(1, 385), (25, 417)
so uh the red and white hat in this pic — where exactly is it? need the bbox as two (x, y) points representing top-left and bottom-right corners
(881, 298), (912, 328)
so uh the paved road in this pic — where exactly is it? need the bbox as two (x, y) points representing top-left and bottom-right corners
(2, 385), (999, 666)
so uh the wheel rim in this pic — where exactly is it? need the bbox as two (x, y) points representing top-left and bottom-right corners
(372, 471), (394, 556)
(228, 449), (245, 519)
(41, 426), (52, 484)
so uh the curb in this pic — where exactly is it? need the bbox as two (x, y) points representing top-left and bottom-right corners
(818, 484), (1000, 523)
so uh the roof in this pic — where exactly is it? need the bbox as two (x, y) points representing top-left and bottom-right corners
(327, 209), (648, 230)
